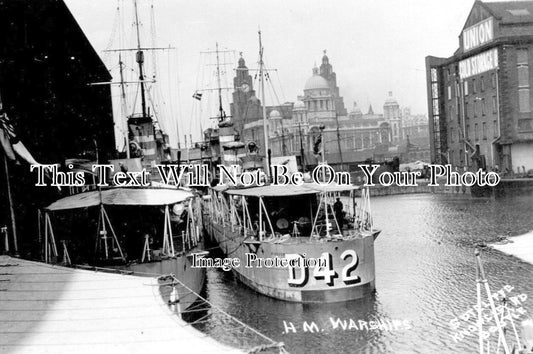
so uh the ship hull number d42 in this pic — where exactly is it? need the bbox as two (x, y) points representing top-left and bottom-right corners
(285, 250), (361, 287)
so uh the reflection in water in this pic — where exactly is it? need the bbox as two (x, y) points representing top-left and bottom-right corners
(192, 193), (533, 353)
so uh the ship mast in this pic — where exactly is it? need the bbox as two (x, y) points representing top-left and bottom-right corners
(298, 121), (306, 172)
(335, 111), (343, 169)
(118, 54), (130, 158)
(97, 0), (174, 157)
(215, 42), (225, 121)
(258, 31), (270, 179)
(133, 0), (148, 120)
(199, 45), (233, 123)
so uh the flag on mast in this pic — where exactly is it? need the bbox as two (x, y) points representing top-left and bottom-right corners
(0, 111), (39, 165)
(192, 92), (203, 101)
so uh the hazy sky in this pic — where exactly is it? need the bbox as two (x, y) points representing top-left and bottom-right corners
(64, 0), (479, 148)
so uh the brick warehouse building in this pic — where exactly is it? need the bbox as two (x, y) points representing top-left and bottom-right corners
(426, 0), (533, 174)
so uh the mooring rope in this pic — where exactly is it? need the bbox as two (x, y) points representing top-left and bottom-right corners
(70, 264), (287, 353)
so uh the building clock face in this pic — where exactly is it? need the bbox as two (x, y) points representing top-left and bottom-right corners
(240, 82), (250, 92)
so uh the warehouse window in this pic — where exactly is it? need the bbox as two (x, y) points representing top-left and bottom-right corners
(483, 122), (487, 140)
(517, 49), (530, 112)
(448, 85), (452, 100)
(519, 89), (530, 112)
(475, 123), (479, 141)
(464, 80), (469, 96)
(492, 96), (497, 114)
(473, 79), (477, 93)
(491, 73), (497, 88)
(481, 76), (485, 92)
(517, 48), (528, 65)
(493, 120), (498, 138)
(518, 66), (529, 87)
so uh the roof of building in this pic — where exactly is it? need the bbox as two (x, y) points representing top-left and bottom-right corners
(269, 109), (281, 119)
(238, 54), (246, 68)
(441, 1), (533, 61)
(349, 101), (363, 115)
(293, 100), (306, 110)
(482, 1), (533, 24)
(304, 68), (330, 91)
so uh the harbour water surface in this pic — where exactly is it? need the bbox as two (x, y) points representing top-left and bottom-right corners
(193, 192), (533, 353)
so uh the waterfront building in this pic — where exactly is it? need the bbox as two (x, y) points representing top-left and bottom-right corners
(229, 52), (429, 170)
(231, 55), (262, 138)
(426, 0), (533, 173)
(384, 92), (402, 143)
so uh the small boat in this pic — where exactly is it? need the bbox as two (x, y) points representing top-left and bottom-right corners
(203, 182), (379, 303)
(40, 187), (206, 309)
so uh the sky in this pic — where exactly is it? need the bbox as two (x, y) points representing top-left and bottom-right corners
(64, 0), (479, 149)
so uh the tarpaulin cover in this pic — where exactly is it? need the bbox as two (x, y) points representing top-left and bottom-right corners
(45, 188), (194, 211)
(223, 183), (359, 197)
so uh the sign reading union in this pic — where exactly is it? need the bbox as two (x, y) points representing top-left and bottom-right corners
(462, 17), (494, 53)
(459, 48), (498, 79)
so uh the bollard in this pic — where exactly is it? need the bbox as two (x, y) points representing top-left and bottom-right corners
(169, 281), (181, 318)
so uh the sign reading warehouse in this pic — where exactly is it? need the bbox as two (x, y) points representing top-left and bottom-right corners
(459, 48), (498, 80)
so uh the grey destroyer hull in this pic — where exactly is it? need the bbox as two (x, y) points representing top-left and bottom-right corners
(205, 219), (379, 303)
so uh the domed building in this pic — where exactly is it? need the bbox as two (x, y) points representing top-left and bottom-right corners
(304, 69), (329, 90)
(231, 51), (429, 169)
(265, 54), (398, 167)
(268, 109), (282, 136)
(293, 100), (306, 111)
(348, 101), (363, 119)
(301, 67), (336, 121)
(383, 91), (400, 119)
